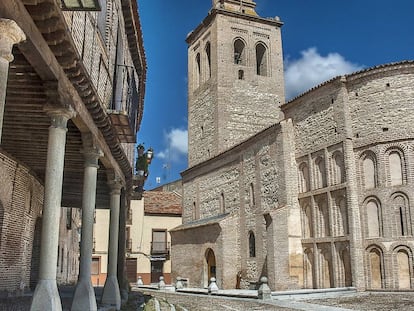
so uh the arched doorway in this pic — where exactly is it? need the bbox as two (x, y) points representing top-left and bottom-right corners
(205, 248), (216, 287)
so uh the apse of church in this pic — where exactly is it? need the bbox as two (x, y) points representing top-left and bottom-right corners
(171, 0), (414, 291)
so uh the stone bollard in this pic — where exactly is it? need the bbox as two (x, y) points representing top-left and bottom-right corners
(158, 276), (166, 290)
(137, 276), (143, 286)
(208, 277), (219, 294)
(175, 277), (184, 290)
(258, 276), (271, 300)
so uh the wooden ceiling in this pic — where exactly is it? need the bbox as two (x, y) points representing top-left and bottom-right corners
(3, 48), (111, 208)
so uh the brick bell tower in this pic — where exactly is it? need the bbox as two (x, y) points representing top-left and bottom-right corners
(186, 0), (285, 167)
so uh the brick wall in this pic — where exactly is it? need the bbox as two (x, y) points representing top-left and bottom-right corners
(0, 152), (43, 293)
(179, 61), (414, 291)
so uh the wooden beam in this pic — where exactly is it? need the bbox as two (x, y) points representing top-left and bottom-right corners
(0, 0), (126, 184)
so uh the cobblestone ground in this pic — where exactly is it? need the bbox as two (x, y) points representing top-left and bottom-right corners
(306, 291), (414, 311)
(1, 290), (414, 310)
(0, 296), (72, 311)
(138, 290), (296, 311)
(137, 289), (414, 311)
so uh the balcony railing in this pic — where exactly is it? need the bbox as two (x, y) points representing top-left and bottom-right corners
(151, 242), (170, 255)
(126, 239), (132, 252)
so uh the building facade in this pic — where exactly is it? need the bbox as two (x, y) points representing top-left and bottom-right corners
(92, 189), (182, 286)
(171, 0), (414, 291)
(0, 0), (146, 309)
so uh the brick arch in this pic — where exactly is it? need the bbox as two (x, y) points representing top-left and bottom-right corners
(331, 150), (345, 185)
(303, 248), (314, 289)
(363, 196), (383, 238)
(384, 146), (407, 186)
(298, 161), (310, 193)
(365, 244), (385, 289)
(391, 245), (413, 289)
(360, 150), (378, 189)
(390, 192), (411, 237)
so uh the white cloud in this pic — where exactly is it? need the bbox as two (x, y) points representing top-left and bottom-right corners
(284, 47), (363, 100)
(157, 128), (188, 162)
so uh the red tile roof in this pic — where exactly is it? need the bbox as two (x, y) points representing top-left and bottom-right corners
(143, 191), (182, 216)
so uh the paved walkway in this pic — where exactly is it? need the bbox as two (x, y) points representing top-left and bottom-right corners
(269, 300), (353, 311)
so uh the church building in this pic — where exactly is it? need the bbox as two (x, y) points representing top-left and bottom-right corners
(170, 0), (414, 291)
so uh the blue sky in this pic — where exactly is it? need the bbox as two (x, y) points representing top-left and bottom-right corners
(137, 0), (414, 189)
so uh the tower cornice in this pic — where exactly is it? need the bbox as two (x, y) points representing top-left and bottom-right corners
(186, 8), (283, 44)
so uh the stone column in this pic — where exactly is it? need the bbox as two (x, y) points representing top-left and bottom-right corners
(0, 19), (25, 144)
(71, 133), (103, 311)
(101, 174), (122, 309)
(30, 105), (75, 311)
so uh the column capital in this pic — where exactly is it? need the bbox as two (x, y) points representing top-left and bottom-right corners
(107, 170), (123, 195)
(81, 132), (103, 168)
(0, 19), (25, 62)
(43, 104), (76, 129)
(43, 81), (76, 129)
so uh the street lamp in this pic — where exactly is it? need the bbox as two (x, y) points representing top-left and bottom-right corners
(135, 144), (154, 178)
(61, 0), (101, 11)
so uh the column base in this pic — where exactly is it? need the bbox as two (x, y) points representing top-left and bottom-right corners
(101, 275), (121, 310)
(71, 278), (97, 311)
(30, 279), (62, 311)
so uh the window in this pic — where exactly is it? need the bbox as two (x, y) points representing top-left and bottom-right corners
(195, 52), (201, 88)
(205, 42), (211, 78)
(192, 201), (199, 220)
(234, 39), (246, 65)
(393, 194), (411, 236)
(249, 183), (255, 207)
(91, 257), (100, 275)
(249, 231), (256, 257)
(238, 70), (244, 80)
(152, 229), (167, 254)
(256, 43), (267, 76)
(219, 192), (225, 214)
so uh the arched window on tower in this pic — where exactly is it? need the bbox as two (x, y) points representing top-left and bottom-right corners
(219, 192), (225, 214)
(205, 42), (211, 79)
(256, 43), (268, 76)
(249, 231), (256, 257)
(249, 183), (255, 207)
(195, 52), (201, 88)
(234, 38), (246, 65)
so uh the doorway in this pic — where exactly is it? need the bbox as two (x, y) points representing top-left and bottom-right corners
(151, 261), (164, 284)
(205, 248), (216, 287)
